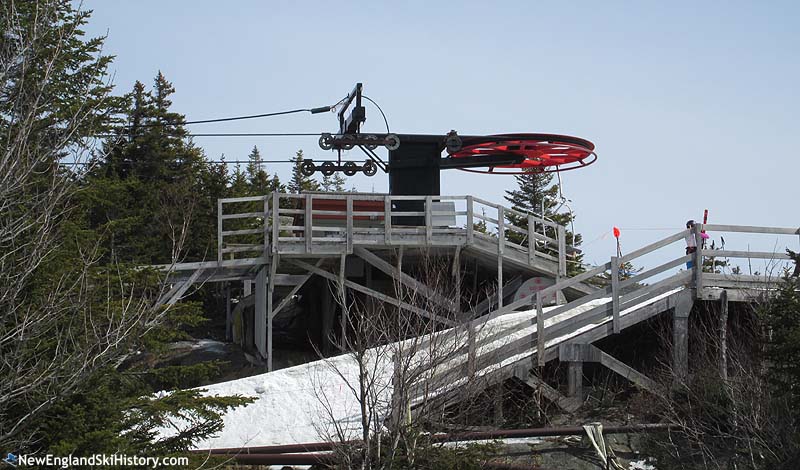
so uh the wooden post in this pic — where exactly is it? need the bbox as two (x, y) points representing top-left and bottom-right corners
(673, 292), (693, 383)
(322, 280), (335, 355)
(693, 224), (703, 295)
(497, 206), (505, 308)
(346, 195), (354, 254)
(528, 214), (535, 266)
(225, 282), (232, 341)
(255, 267), (267, 361)
(397, 246), (404, 273)
(536, 292), (545, 367)
(425, 196), (433, 244)
(263, 196), (270, 255)
(611, 255), (620, 334)
(466, 196), (474, 246)
(217, 199), (223, 262)
(272, 192), (280, 253)
(267, 255), (277, 371)
(567, 361), (583, 400)
(719, 289), (728, 382)
(557, 225), (567, 279)
(339, 254), (347, 350)
(384, 195), (391, 245)
(453, 245), (461, 316)
(305, 193), (313, 254)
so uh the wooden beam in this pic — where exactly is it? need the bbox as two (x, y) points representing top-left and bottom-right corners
(339, 253), (347, 350)
(702, 224), (800, 235)
(254, 266), (267, 360)
(673, 290), (693, 383)
(514, 368), (580, 413)
(596, 347), (660, 393)
(225, 283), (232, 341)
(562, 344), (660, 393)
(163, 268), (205, 306)
(217, 199), (223, 262)
(267, 254), (278, 371)
(567, 362), (583, 399)
(352, 247), (457, 313)
(271, 260), (324, 319)
(719, 289), (728, 382)
(288, 259), (456, 326)
(611, 256), (620, 334)
(497, 206), (504, 308)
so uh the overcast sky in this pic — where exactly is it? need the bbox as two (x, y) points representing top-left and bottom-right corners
(82, 1), (799, 270)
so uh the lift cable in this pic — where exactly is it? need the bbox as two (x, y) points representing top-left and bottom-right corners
(93, 132), (326, 138)
(60, 159), (370, 166)
(123, 104), (335, 129)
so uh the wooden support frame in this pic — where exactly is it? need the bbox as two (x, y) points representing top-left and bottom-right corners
(611, 255), (620, 334)
(513, 368), (580, 413)
(271, 260), (324, 319)
(288, 259), (456, 326)
(673, 290), (694, 383)
(254, 266), (267, 361)
(559, 343), (660, 393)
(497, 205), (505, 308)
(159, 267), (205, 307)
(267, 254), (278, 371)
(536, 292), (545, 367)
(339, 254), (347, 349)
(353, 247), (457, 313)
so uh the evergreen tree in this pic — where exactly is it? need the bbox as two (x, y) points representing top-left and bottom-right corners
(288, 149), (319, 194)
(1, 1), (248, 458)
(245, 145), (283, 195)
(504, 171), (585, 276)
(229, 163), (250, 196)
(86, 73), (217, 263)
(762, 268), (800, 413)
(321, 171), (347, 192)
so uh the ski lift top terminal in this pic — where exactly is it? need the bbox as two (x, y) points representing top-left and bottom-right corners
(302, 83), (597, 198)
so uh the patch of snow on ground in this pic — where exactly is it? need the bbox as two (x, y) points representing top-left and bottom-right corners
(162, 288), (683, 450)
(629, 458), (657, 470)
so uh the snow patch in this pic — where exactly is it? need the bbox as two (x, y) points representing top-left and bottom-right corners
(159, 288), (683, 449)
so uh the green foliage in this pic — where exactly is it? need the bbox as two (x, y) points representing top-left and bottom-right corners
(0, 0), (126, 141)
(321, 170), (347, 192)
(762, 272), (800, 413)
(288, 149), (320, 193)
(246, 145), (284, 195)
(40, 369), (252, 466)
(504, 170), (585, 275)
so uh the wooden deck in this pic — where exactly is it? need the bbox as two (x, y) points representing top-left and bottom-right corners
(159, 191), (797, 382)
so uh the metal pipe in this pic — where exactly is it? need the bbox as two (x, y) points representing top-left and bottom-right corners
(194, 423), (672, 455)
(208, 452), (337, 466)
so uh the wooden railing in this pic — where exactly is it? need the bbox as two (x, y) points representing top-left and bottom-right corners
(216, 192), (567, 273)
(405, 223), (799, 404)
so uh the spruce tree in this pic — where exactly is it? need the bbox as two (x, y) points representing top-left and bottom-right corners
(229, 163), (250, 197)
(288, 149), (320, 194)
(88, 73), (215, 263)
(504, 171), (585, 276)
(1, 1), (249, 458)
(321, 171), (347, 192)
(245, 145), (283, 195)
